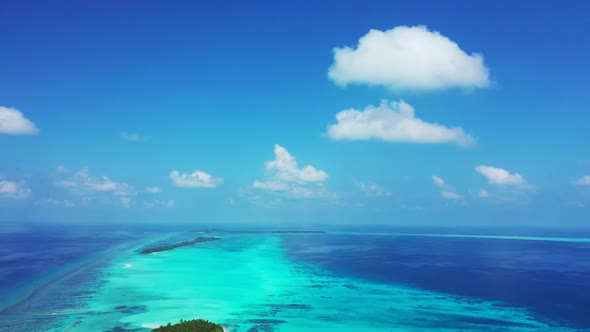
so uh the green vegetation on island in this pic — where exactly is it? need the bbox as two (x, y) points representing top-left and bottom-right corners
(152, 319), (223, 332)
(140, 237), (221, 255)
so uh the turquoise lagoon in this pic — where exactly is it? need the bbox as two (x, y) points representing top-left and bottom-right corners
(2, 231), (584, 331)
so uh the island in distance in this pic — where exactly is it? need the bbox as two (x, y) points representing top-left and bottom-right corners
(140, 237), (221, 255)
(194, 230), (326, 234)
(140, 230), (325, 255)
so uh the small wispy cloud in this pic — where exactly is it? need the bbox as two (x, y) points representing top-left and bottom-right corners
(430, 175), (463, 201)
(475, 165), (532, 188)
(35, 198), (75, 208)
(169, 170), (222, 188)
(562, 201), (584, 209)
(356, 181), (392, 197)
(0, 179), (32, 199)
(572, 175), (590, 186)
(55, 167), (137, 196)
(120, 197), (132, 208)
(143, 199), (175, 208)
(479, 189), (489, 198)
(146, 186), (162, 193)
(432, 176), (445, 187)
(441, 191), (461, 200)
(121, 132), (148, 142)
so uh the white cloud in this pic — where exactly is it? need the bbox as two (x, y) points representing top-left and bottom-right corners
(479, 189), (489, 198)
(253, 180), (288, 191)
(401, 204), (425, 211)
(357, 181), (392, 197)
(56, 167), (136, 196)
(431, 176), (462, 200)
(0, 180), (31, 199)
(475, 165), (526, 186)
(264, 144), (328, 183)
(432, 176), (445, 187)
(441, 191), (461, 200)
(120, 197), (131, 208)
(146, 186), (162, 193)
(253, 145), (332, 199)
(84, 177), (119, 191)
(169, 170), (222, 188)
(113, 183), (137, 196)
(326, 100), (475, 147)
(76, 168), (136, 195)
(55, 180), (77, 188)
(35, 198), (75, 207)
(328, 25), (489, 91)
(0, 106), (39, 135)
(144, 199), (175, 208)
(121, 132), (148, 142)
(572, 175), (590, 186)
(563, 201), (584, 209)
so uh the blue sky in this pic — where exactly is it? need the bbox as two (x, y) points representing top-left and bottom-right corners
(1, 1), (589, 226)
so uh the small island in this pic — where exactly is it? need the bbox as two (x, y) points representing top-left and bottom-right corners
(193, 230), (326, 234)
(152, 319), (223, 332)
(140, 237), (221, 255)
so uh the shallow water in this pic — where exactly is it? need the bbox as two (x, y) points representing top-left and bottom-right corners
(1, 230), (587, 331)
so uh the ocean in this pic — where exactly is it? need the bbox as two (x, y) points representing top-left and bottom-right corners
(1, 224), (589, 331)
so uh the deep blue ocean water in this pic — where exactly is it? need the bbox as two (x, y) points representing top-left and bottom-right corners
(0, 224), (141, 310)
(282, 230), (590, 329)
(1, 224), (589, 330)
